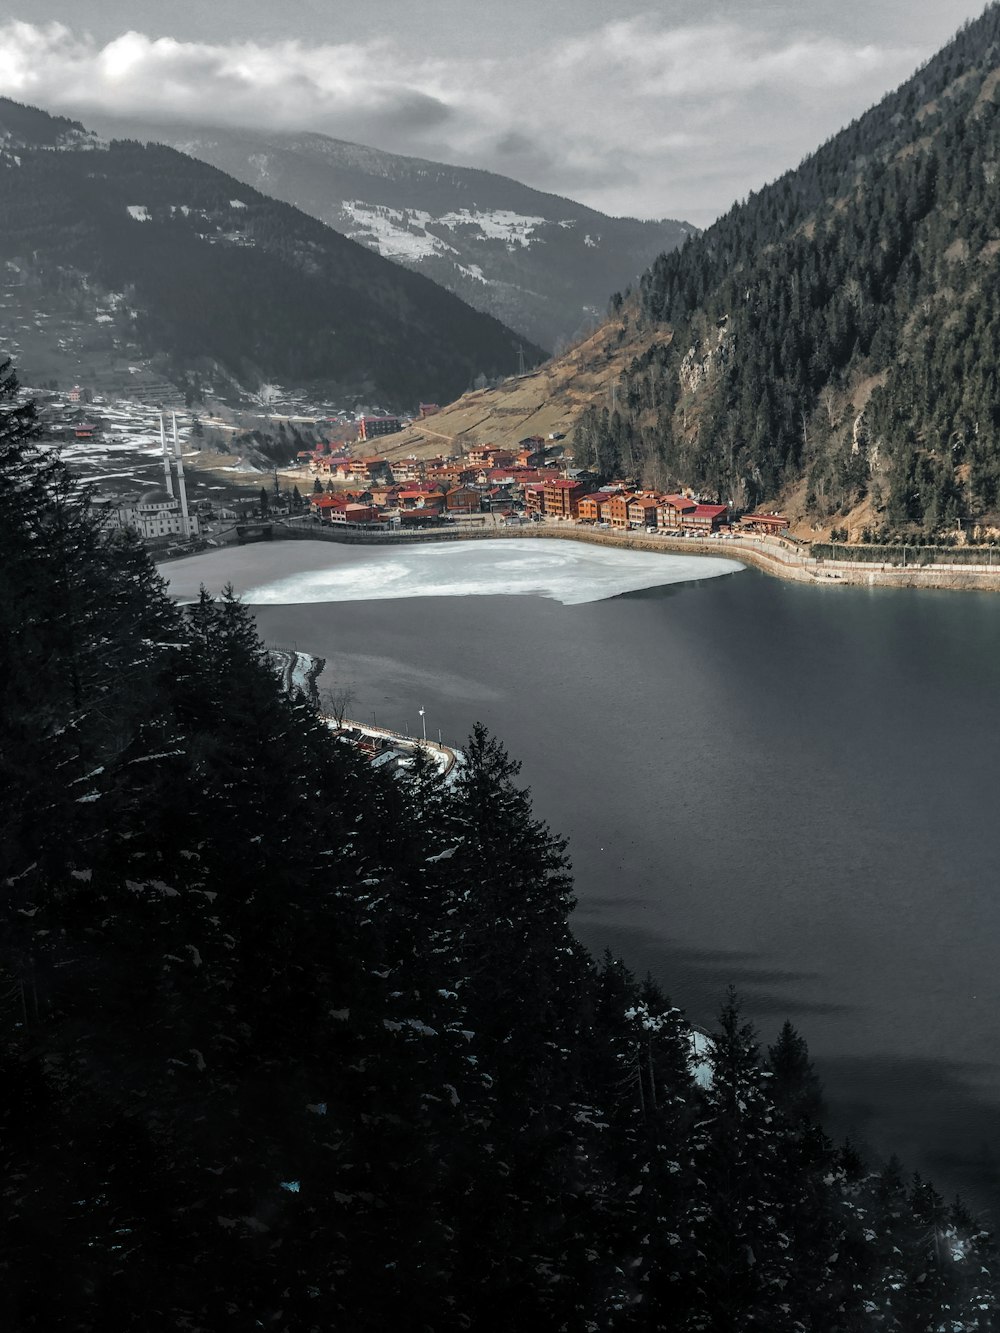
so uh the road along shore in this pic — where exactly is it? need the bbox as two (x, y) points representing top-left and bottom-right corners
(270, 520), (1000, 594)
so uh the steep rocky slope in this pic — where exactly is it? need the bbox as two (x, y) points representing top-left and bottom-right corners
(585, 6), (1000, 540)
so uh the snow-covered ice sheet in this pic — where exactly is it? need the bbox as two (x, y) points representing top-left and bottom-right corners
(161, 539), (743, 607)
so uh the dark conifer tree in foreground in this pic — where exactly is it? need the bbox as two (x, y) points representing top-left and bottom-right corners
(1, 359), (997, 1329)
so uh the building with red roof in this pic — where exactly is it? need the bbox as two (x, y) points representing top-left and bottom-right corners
(605, 493), (640, 529)
(397, 489), (445, 513)
(327, 503), (381, 525)
(311, 494), (350, 522)
(523, 483), (547, 517)
(657, 494), (697, 530)
(542, 478), (587, 519)
(739, 512), (789, 534)
(627, 495), (660, 528)
(684, 503), (729, 532)
(577, 492), (609, 523)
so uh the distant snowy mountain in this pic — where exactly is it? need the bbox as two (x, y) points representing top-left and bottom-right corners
(85, 117), (697, 352)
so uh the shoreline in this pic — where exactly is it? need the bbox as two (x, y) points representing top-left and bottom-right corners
(257, 520), (1000, 594)
(325, 717), (460, 779)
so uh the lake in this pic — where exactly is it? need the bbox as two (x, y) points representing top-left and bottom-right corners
(162, 538), (1000, 1211)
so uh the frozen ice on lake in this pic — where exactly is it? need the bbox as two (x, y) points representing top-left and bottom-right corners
(160, 538), (743, 607)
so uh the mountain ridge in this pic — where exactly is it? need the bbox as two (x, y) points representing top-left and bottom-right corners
(0, 98), (544, 407)
(83, 114), (696, 352)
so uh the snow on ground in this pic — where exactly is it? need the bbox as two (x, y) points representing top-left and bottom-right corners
(438, 209), (547, 247)
(126, 205), (150, 222)
(160, 539), (743, 608)
(266, 648), (324, 698)
(341, 202), (458, 262)
(291, 651), (321, 695)
(456, 262), (489, 283)
(342, 201), (553, 259)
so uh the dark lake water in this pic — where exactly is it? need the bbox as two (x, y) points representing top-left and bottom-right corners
(164, 543), (1000, 1211)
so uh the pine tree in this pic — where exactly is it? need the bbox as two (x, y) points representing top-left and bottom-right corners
(768, 1020), (825, 1124)
(681, 989), (798, 1332)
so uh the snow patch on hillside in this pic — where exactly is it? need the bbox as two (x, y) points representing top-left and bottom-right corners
(342, 201), (560, 259)
(456, 262), (489, 284)
(341, 201), (458, 261)
(438, 208), (548, 248)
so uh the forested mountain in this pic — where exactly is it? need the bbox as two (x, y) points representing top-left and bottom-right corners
(0, 98), (543, 406)
(572, 6), (1000, 540)
(3, 357), (998, 1328)
(84, 114), (695, 353)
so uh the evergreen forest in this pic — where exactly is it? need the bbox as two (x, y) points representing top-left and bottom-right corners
(573, 5), (1000, 540)
(3, 357), (999, 1329)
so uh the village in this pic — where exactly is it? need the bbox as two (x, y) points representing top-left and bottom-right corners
(300, 422), (791, 540)
(21, 377), (793, 550)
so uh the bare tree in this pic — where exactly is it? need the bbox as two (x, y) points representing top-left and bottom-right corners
(322, 686), (354, 726)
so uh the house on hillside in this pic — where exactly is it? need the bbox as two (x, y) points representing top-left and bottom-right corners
(358, 415), (402, 441)
(467, 444), (516, 469)
(390, 456), (422, 482)
(517, 437), (548, 468)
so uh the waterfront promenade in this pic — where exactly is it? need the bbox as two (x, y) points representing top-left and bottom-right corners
(268, 517), (1000, 594)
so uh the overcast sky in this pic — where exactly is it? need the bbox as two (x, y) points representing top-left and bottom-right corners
(0, 1), (990, 224)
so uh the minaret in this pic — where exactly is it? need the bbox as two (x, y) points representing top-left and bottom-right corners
(159, 412), (174, 496)
(172, 412), (191, 538)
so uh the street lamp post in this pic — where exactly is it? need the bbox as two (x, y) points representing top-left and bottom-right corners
(419, 707), (427, 743)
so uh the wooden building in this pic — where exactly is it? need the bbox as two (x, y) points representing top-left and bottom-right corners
(627, 496), (659, 528)
(657, 494), (697, 530)
(446, 486), (481, 514)
(684, 503), (728, 532)
(739, 512), (790, 534)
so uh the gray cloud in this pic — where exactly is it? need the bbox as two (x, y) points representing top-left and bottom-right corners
(0, 16), (959, 221)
